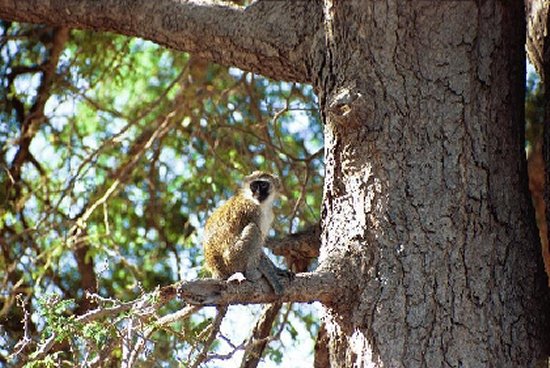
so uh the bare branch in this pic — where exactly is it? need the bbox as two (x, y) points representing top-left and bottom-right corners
(0, 0), (323, 83)
(126, 305), (201, 366)
(189, 306), (228, 368)
(240, 302), (282, 368)
(178, 272), (335, 306)
(7, 296), (32, 361)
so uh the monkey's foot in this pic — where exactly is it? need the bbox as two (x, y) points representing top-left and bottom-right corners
(227, 272), (247, 283)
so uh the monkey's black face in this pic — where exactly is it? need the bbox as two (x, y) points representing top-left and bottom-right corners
(250, 180), (271, 202)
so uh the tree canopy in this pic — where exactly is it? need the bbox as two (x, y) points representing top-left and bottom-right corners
(1, 22), (323, 367)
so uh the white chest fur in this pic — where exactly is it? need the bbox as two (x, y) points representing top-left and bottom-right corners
(258, 197), (275, 238)
(243, 185), (276, 238)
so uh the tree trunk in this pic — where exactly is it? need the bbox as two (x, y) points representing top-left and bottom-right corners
(316, 1), (549, 366)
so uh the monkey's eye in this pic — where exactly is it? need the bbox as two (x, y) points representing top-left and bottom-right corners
(250, 181), (270, 194)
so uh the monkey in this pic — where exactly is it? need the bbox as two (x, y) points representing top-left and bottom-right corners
(203, 171), (287, 294)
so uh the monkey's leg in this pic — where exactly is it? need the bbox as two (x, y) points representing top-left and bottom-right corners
(225, 224), (284, 294)
(223, 223), (263, 281)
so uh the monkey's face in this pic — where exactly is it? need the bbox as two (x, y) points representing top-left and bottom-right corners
(250, 180), (273, 202)
(243, 171), (281, 204)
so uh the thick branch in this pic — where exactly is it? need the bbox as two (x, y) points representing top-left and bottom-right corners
(0, 0), (322, 83)
(178, 272), (335, 306)
(266, 224), (321, 272)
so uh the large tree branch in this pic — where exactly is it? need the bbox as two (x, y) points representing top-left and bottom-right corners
(0, 0), (323, 83)
(12, 271), (334, 365)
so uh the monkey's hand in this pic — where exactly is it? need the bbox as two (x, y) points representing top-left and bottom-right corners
(227, 272), (247, 283)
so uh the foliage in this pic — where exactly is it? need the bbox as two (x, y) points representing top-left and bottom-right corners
(526, 70), (544, 155)
(0, 22), (323, 367)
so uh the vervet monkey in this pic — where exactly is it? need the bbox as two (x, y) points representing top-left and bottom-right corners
(203, 171), (286, 294)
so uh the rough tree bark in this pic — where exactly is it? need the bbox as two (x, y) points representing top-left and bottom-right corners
(2, 0), (549, 366)
(0, 0), (322, 83)
(316, 1), (549, 366)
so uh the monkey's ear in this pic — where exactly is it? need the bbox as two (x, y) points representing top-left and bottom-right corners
(244, 171), (263, 182)
(272, 175), (282, 191)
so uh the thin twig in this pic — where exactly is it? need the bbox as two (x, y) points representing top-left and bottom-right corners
(22, 286), (178, 363)
(8, 296), (32, 360)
